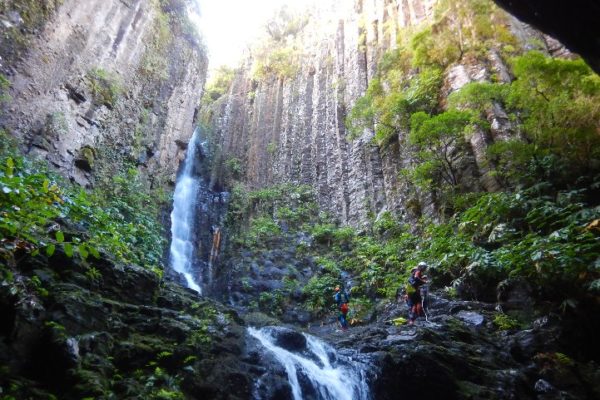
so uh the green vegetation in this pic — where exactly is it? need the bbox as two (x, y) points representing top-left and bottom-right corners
(450, 51), (600, 186)
(141, 0), (204, 81)
(225, 176), (599, 317)
(493, 313), (520, 330)
(46, 112), (68, 136)
(0, 130), (167, 275)
(225, 183), (317, 248)
(87, 68), (123, 108)
(250, 5), (308, 80)
(141, 5), (172, 80)
(408, 109), (475, 192)
(410, 0), (517, 68)
(0, 0), (62, 27)
(321, 183), (598, 307)
(224, 157), (243, 182)
(346, 0), (516, 144)
(217, 0), (600, 321)
(0, 73), (11, 102)
(203, 66), (235, 103)
(347, 0), (600, 210)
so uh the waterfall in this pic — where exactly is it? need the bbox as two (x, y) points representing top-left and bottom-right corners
(169, 127), (202, 293)
(249, 327), (370, 400)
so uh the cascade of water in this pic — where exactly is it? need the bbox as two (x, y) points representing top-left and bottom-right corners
(169, 127), (202, 293)
(248, 327), (370, 400)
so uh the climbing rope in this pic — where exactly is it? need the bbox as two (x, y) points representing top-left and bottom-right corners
(421, 285), (429, 322)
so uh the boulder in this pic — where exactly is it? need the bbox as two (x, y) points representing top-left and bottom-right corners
(270, 327), (307, 352)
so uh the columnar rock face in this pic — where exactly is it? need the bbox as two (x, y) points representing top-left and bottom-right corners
(1, 0), (207, 187)
(207, 0), (434, 227)
(206, 0), (568, 227)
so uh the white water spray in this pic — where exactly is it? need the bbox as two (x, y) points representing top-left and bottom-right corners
(169, 127), (202, 293)
(249, 327), (370, 400)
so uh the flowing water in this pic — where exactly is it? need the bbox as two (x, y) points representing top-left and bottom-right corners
(248, 327), (370, 400)
(169, 127), (202, 293)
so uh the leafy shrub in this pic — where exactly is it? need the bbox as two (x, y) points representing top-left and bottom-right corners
(225, 183), (318, 247)
(450, 51), (600, 186)
(493, 313), (520, 330)
(203, 66), (235, 103)
(408, 109), (475, 190)
(0, 131), (166, 273)
(225, 157), (243, 182)
(250, 5), (308, 80)
(258, 290), (285, 315)
(302, 274), (339, 312)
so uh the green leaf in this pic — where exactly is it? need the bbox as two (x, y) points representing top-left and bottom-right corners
(63, 243), (73, 258)
(56, 231), (64, 243)
(88, 245), (100, 259)
(42, 179), (50, 193)
(45, 244), (55, 257)
(78, 244), (89, 260)
(531, 251), (543, 261)
(5, 157), (14, 177)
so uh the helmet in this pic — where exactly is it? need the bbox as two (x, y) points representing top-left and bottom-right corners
(417, 261), (428, 269)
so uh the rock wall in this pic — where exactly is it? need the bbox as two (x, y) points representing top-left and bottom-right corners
(205, 0), (568, 227)
(0, 0), (207, 187)
(207, 0), (437, 228)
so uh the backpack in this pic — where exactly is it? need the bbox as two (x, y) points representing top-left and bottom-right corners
(342, 291), (349, 304)
(340, 303), (349, 314)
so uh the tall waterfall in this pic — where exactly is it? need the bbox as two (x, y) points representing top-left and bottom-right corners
(249, 327), (370, 400)
(169, 127), (202, 293)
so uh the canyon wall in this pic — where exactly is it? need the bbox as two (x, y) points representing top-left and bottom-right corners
(0, 0), (207, 187)
(205, 0), (568, 228)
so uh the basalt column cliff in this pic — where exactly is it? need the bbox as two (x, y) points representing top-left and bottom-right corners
(204, 0), (572, 227)
(0, 0), (207, 187)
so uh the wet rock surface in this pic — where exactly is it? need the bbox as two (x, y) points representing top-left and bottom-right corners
(0, 248), (263, 399)
(2, 219), (598, 400)
(307, 293), (600, 400)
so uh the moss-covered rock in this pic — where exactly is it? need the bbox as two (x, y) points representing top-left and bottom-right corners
(0, 249), (261, 400)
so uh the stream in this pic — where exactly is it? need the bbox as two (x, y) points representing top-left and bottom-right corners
(249, 326), (371, 400)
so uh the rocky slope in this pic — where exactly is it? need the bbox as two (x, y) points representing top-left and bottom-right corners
(326, 293), (600, 400)
(204, 0), (573, 228)
(0, 0), (207, 188)
(0, 243), (270, 399)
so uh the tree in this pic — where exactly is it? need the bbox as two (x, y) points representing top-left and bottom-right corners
(409, 110), (474, 187)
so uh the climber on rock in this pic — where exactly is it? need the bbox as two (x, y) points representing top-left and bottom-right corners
(405, 261), (428, 325)
(333, 285), (349, 330)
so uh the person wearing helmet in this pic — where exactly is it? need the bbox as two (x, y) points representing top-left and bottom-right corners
(333, 286), (349, 330)
(406, 262), (428, 324)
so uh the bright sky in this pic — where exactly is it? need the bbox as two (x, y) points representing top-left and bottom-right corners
(191, 0), (314, 71)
